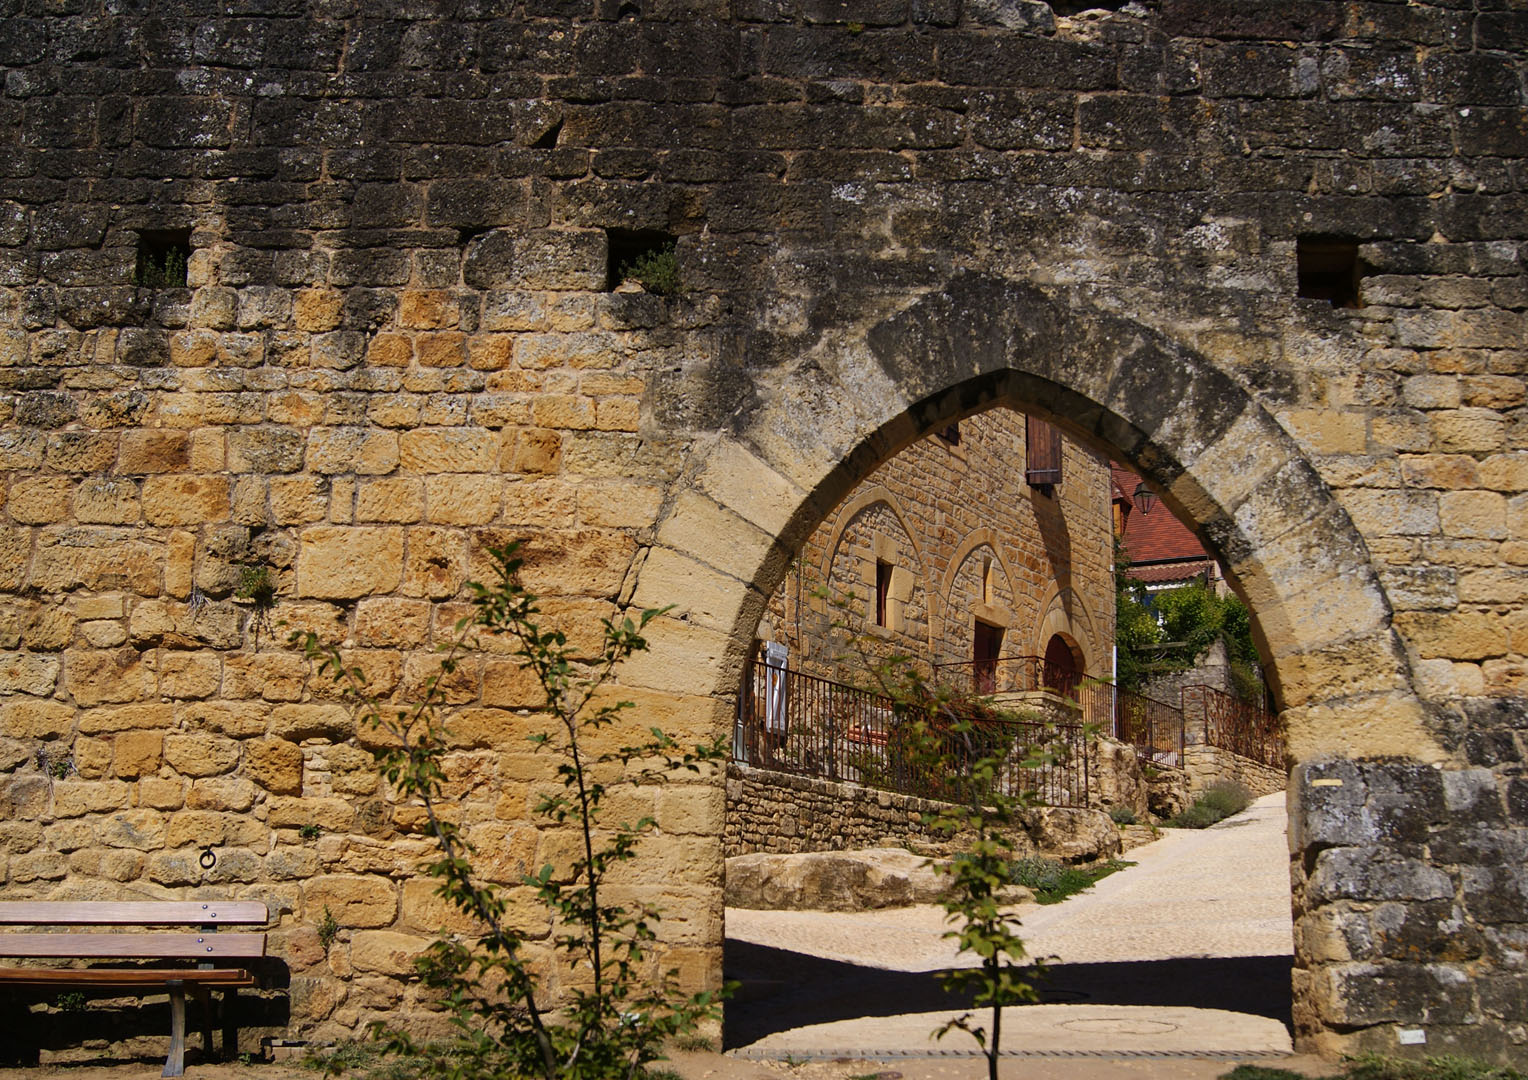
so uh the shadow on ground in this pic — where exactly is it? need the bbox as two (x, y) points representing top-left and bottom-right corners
(723, 939), (1294, 1051)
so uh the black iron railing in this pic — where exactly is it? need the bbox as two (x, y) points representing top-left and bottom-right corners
(734, 660), (1092, 808)
(1184, 683), (1284, 769)
(1109, 683), (1185, 766)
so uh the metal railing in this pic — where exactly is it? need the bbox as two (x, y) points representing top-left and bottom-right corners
(1184, 683), (1284, 769)
(1110, 684), (1185, 766)
(933, 655), (1079, 698)
(937, 656), (1183, 768)
(734, 660), (1092, 808)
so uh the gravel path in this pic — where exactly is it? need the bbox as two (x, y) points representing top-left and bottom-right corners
(724, 791), (1296, 1058)
(726, 791), (1293, 972)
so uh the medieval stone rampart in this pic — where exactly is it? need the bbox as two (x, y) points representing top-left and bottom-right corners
(1, 0), (1526, 1061)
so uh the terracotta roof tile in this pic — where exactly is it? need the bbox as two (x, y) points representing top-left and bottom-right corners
(1111, 462), (1212, 568)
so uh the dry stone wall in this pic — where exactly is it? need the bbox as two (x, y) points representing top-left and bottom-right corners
(0, 0), (1525, 1062)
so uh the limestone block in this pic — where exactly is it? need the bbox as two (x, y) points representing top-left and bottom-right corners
(1432, 408), (1506, 453)
(630, 547), (750, 634)
(52, 780), (131, 818)
(118, 430), (190, 474)
(2, 775), (50, 818)
(422, 474), (501, 525)
(223, 653), (306, 702)
(725, 848), (959, 911)
(1400, 453), (1479, 490)
(297, 526), (404, 598)
(0, 823), (40, 866)
(356, 477), (424, 523)
(350, 930), (429, 975)
(179, 700), (271, 737)
(66, 647), (156, 706)
(186, 777), (257, 812)
(1440, 489), (1507, 539)
(266, 845), (323, 881)
(227, 426), (306, 474)
(247, 737), (305, 795)
(294, 289), (343, 332)
(0, 527), (30, 594)
(507, 428), (562, 474)
(31, 527), (161, 595)
(305, 875), (398, 928)
(7, 476), (75, 524)
(138, 777), (186, 809)
(654, 490), (775, 584)
(399, 428), (497, 473)
(165, 810), (228, 848)
(164, 732), (242, 777)
(270, 475), (329, 525)
(270, 703), (356, 741)
(77, 702), (171, 736)
(577, 482), (662, 529)
(74, 736), (112, 778)
(657, 783), (726, 836)
(1, 697), (73, 738)
(501, 479), (578, 527)
(141, 475), (231, 525)
(399, 878), (481, 935)
(267, 795), (356, 831)
(354, 598), (431, 648)
(145, 851), (201, 886)
(1394, 610), (1508, 660)
(307, 428), (400, 475)
(158, 650), (221, 700)
(471, 527), (635, 598)
(11, 851), (68, 883)
(391, 526), (468, 601)
(96, 808), (167, 851)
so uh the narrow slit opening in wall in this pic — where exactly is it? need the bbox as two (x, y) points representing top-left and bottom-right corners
(874, 559), (892, 628)
(134, 229), (191, 288)
(1297, 236), (1367, 309)
(606, 228), (676, 292)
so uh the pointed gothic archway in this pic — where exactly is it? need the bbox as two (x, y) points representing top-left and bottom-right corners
(618, 273), (1451, 1055)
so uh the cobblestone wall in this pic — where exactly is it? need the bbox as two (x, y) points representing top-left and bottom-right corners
(0, 0), (1525, 1059)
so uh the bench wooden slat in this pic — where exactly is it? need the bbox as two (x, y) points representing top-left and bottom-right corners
(0, 967), (255, 988)
(0, 902), (267, 926)
(1, 933), (266, 959)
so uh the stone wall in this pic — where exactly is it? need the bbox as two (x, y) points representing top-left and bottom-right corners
(757, 409), (1115, 682)
(0, 0), (1525, 1060)
(1183, 745), (1286, 800)
(725, 762), (973, 858)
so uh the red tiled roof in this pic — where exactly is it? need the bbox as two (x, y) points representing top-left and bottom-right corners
(1135, 559), (1215, 584)
(1111, 463), (1213, 568)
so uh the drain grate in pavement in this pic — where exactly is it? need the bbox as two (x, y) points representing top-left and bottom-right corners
(729, 1048), (1293, 1060)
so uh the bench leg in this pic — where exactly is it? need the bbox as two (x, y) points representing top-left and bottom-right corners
(163, 981), (186, 1079)
(220, 989), (239, 1061)
(190, 985), (214, 1060)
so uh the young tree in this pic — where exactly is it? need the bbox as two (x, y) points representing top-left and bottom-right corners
(296, 543), (727, 1080)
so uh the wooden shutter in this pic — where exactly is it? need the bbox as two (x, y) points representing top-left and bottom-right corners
(1026, 417), (1063, 487)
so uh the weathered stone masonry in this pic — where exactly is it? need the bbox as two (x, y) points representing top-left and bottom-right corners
(1, 0), (1526, 1061)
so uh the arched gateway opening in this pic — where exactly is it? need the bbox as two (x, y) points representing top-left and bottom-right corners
(622, 275), (1452, 1059)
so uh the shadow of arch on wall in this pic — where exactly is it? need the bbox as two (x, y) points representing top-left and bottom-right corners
(625, 271), (1446, 767)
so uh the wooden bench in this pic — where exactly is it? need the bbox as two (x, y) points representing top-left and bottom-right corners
(0, 900), (268, 1077)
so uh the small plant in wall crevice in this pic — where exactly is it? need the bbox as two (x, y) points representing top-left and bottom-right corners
(236, 562), (279, 649)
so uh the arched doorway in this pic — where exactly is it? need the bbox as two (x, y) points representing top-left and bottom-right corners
(621, 276), (1453, 1058)
(1042, 632), (1082, 701)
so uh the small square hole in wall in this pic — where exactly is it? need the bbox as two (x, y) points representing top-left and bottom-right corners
(135, 229), (191, 288)
(607, 228), (678, 294)
(1297, 237), (1367, 309)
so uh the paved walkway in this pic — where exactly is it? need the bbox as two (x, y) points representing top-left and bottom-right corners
(725, 791), (1294, 1059)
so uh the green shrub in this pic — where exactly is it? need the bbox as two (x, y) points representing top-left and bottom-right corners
(1199, 780), (1253, 817)
(1168, 802), (1223, 829)
(1108, 804), (1137, 825)
(620, 244), (680, 295)
(1220, 1067), (1327, 1080)
(1010, 857), (1132, 905)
